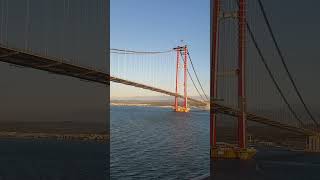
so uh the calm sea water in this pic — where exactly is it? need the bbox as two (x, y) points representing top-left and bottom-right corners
(0, 139), (107, 180)
(4, 106), (319, 179)
(111, 106), (210, 179)
(111, 106), (320, 180)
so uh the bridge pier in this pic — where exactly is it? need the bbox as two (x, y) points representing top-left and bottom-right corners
(306, 135), (320, 152)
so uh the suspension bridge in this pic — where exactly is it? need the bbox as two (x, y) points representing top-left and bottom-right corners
(0, 0), (320, 161)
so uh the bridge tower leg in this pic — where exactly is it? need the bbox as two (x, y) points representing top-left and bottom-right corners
(210, 0), (220, 149)
(175, 47), (180, 111)
(210, 0), (256, 160)
(183, 46), (188, 110)
(238, 0), (247, 150)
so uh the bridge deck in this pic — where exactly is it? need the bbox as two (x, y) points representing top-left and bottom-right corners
(0, 45), (315, 136)
(0, 45), (108, 84)
(213, 104), (314, 136)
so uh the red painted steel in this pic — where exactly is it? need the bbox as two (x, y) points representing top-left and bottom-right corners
(210, 0), (220, 148)
(184, 46), (188, 109)
(238, 0), (247, 149)
(175, 48), (180, 110)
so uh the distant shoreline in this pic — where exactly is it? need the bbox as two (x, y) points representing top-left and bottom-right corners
(110, 102), (209, 110)
(111, 102), (173, 108)
(0, 131), (109, 143)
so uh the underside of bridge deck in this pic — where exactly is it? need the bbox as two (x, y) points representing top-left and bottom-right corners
(0, 45), (108, 85)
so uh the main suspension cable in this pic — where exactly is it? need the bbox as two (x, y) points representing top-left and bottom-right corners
(180, 51), (206, 102)
(232, 0), (305, 127)
(257, 0), (318, 127)
(110, 48), (173, 54)
(247, 22), (304, 127)
(187, 51), (209, 101)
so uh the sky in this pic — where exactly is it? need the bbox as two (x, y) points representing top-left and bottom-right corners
(0, 0), (108, 122)
(110, 0), (211, 98)
(257, 0), (320, 110)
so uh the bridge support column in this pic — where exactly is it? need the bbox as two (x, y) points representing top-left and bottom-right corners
(174, 47), (180, 111)
(237, 0), (247, 150)
(183, 46), (188, 110)
(306, 136), (320, 152)
(210, 0), (220, 151)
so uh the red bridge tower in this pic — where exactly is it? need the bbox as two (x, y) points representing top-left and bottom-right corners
(210, 0), (256, 159)
(174, 46), (189, 113)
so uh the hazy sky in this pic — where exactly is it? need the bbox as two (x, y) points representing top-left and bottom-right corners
(259, 0), (320, 110)
(110, 0), (211, 98)
(0, 0), (108, 122)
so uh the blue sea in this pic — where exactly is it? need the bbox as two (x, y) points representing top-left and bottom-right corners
(111, 106), (320, 180)
(0, 106), (319, 180)
(0, 138), (107, 180)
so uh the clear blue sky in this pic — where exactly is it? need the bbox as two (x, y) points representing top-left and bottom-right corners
(110, 0), (210, 98)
